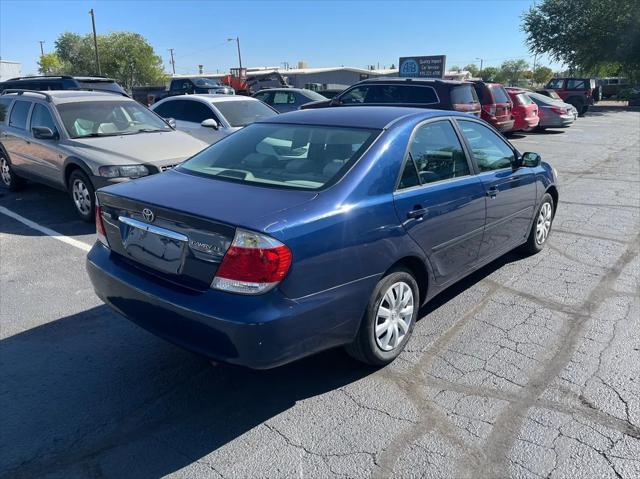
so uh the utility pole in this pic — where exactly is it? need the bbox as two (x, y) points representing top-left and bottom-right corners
(38, 41), (45, 56)
(88, 9), (101, 75)
(476, 57), (484, 78)
(168, 48), (176, 74)
(227, 37), (242, 71)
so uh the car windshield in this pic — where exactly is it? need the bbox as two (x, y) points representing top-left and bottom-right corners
(302, 90), (328, 101)
(214, 100), (278, 127)
(57, 100), (172, 138)
(194, 78), (220, 87)
(178, 123), (380, 190)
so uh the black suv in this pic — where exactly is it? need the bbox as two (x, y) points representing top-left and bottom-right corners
(299, 78), (481, 117)
(0, 76), (127, 96)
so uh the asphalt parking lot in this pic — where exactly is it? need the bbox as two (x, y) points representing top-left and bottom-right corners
(1, 105), (639, 479)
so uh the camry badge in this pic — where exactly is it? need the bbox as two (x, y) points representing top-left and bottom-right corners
(142, 208), (155, 222)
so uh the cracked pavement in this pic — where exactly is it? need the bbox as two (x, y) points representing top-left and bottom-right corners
(1, 105), (639, 478)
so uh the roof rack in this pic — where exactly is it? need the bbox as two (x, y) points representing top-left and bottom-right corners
(7, 75), (75, 81)
(0, 89), (53, 102)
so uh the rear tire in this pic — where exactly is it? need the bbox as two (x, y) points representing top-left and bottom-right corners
(0, 150), (26, 192)
(345, 267), (419, 366)
(522, 193), (554, 255)
(68, 169), (95, 222)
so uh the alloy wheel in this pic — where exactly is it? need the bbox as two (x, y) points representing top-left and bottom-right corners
(72, 178), (92, 215)
(375, 281), (414, 352)
(1, 156), (11, 187)
(536, 202), (553, 245)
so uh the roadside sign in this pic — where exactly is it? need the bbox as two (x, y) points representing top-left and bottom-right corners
(399, 55), (446, 79)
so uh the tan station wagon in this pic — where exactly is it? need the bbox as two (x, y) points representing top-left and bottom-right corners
(0, 90), (207, 220)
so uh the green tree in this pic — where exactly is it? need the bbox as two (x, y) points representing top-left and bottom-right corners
(532, 66), (554, 85)
(522, 0), (640, 80)
(500, 59), (529, 85)
(53, 31), (168, 90)
(464, 63), (479, 77)
(480, 66), (499, 82)
(38, 53), (63, 74)
(449, 65), (461, 72)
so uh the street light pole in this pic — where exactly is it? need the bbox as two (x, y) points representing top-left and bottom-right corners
(88, 9), (101, 75)
(228, 37), (242, 71)
(168, 48), (176, 75)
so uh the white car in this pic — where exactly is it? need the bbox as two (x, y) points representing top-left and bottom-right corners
(151, 95), (278, 144)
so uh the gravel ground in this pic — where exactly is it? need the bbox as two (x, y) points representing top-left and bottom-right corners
(1, 105), (639, 478)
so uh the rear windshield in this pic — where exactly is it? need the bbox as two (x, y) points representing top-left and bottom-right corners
(76, 80), (126, 95)
(214, 100), (277, 127)
(490, 85), (510, 103)
(450, 85), (479, 104)
(178, 123), (380, 190)
(516, 93), (533, 105)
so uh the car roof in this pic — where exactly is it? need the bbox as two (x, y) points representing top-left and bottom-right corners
(255, 88), (311, 93)
(260, 106), (463, 129)
(358, 77), (470, 86)
(162, 94), (259, 104)
(1, 90), (130, 104)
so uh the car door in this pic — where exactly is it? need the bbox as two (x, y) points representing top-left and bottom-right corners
(25, 102), (65, 185)
(393, 119), (486, 285)
(456, 119), (537, 259)
(2, 99), (34, 172)
(178, 100), (226, 144)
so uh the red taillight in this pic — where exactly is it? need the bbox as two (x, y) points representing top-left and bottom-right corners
(551, 106), (567, 115)
(211, 229), (292, 294)
(95, 199), (109, 247)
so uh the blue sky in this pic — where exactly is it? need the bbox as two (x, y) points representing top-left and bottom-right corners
(1, 0), (558, 76)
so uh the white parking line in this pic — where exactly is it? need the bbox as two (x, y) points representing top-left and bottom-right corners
(0, 205), (92, 252)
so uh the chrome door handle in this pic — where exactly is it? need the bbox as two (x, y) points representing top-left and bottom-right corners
(487, 186), (499, 197)
(407, 207), (428, 219)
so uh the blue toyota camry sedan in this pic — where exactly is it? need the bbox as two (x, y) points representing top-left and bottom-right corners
(87, 107), (558, 368)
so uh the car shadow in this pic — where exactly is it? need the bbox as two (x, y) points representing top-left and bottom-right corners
(0, 183), (95, 237)
(0, 247), (525, 478)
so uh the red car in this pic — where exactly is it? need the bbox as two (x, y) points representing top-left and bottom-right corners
(472, 81), (514, 132)
(506, 87), (539, 132)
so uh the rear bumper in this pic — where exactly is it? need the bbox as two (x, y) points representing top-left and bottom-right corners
(541, 115), (574, 128)
(86, 244), (374, 368)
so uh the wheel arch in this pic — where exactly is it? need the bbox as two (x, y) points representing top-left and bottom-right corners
(545, 185), (559, 216)
(385, 255), (429, 305)
(63, 157), (93, 188)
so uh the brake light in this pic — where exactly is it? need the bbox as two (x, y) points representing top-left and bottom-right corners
(483, 104), (497, 116)
(95, 198), (109, 247)
(211, 228), (292, 294)
(551, 106), (567, 114)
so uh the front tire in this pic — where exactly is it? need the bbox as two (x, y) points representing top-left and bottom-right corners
(522, 193), (554, 255)
(68, 169), (95, 222)
(0, 151), (26, 191)
(346, 267), (419, 366)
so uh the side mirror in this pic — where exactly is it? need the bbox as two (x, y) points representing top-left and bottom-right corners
(201, 118), (219, 130)
(32, 126), (57, 140)
(521, 152), (542, 167)
(165, 118), (177, 129)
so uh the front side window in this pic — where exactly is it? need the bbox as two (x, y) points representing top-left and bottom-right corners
(56, 100), (172, 138)
(253, 91), (271, 103)
(340, 86), (368, 104)
(458, 120), (515, 172)
(213, 100), (277, 127)
(181, 101), (217, 123)
(153, 100), (181, 119)
(178, 123), (380, 190)
(30, 103), (58, 136)
(406, 120), (470, 185)
(8, 100), (31, 129)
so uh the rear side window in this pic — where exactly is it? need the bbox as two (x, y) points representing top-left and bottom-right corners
(272, 92), (296, 105)
(0, 98), (12, 121)
(8, 100), (31, 129)
(567, 79), (587, 90)
(341, 84), (438, 105)
(406, 120), (470, 185)
(490, 86), (510, 103)
(450, 85), (478, 104)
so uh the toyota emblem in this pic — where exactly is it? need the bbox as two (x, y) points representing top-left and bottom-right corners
(142, 208), (155, 222)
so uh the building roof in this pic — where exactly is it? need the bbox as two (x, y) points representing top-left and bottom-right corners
(260, 106), (461, 129)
